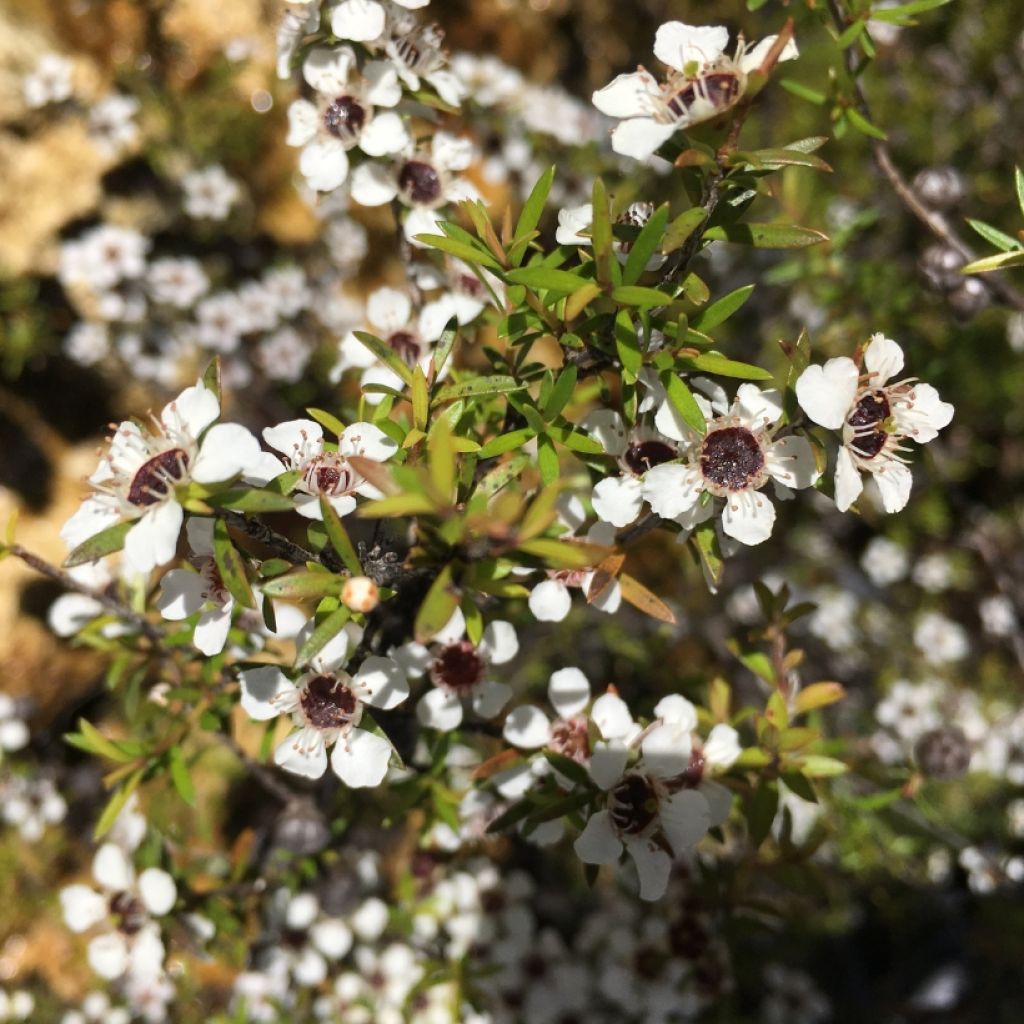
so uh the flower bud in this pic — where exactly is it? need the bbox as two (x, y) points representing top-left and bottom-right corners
(342, 575), (379, 613)
(912, 166), (966, 210)
(273, 801), (330, 855)
(919, 244), (964, 292)
(914, 725), (971, 780)
(946, 278), (990, 321)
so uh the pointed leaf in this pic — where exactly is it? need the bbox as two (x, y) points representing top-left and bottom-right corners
(318, 498), (363, 575)
(354, 331), (415, 387)
(622, 203), (669, 285)
(415, 564), (460, 644)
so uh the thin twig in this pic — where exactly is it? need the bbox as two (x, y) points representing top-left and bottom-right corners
(219, 509), (343, 571)
(6, 544), (165, 641)
(826, 0), (1024, 313)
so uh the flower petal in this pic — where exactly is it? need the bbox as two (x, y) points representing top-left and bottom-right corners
(502, 705), (552, 749)
(863, 332), (904, 384)
(624, 836), (672, 901)
(591, 71), (660, 119)
(339, 421), (398, 461)
(359, 111), (410, 156)
(350, 161), (397, 206)
(93, 842), (134, 892)
(593, 475), (644, 527)
(156, 570), (206, 620)
(161, 383), (219, 438)
(472, 679), (513, 718)
(834, 445), (863, 512)
(573, 809), (622, 864)
(873, 459), (914, 513)
(416, 688), (463, 731)
(641, 463), (701, 519)
(659, 788), (711, 852)
(60, 884), (108, 933)
(795, 357), (858, 430)
(589, 741), (629, 790)
(703, 723), (742, 771)
(592, 692), (635, 741)
(610, 118), (678, 161)
(653, 22), (729, 70)
(548, 666), (591, 718)
(274, 729), (329, 778)
(529, 578), (572, 622)
(766, 434), (819, 491)
(300, 136), (350, 193)
(138, 868), (177, 916)
(331, 728), (392, 787)
(124, 501), (183, 574)
(480, 620), (518, 665)
(330, 0), (385, 42)
(239, 666), (294, 721)
(193, 605), (232, 656)
(192, 423), (265, 483)
(355, 656), (409, 710)
(721, 488), (775, 545)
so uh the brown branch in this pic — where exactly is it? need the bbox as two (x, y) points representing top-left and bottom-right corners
(219, 509), (343, 572)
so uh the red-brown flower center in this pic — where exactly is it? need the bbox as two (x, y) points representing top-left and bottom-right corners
(430, 641), (485, 695)
(623, 439), (676, 476)
(387, 330), (421, 368)
(398, 160), (443, 206)
(323, 95), (366, 142)
(127, 448), (190, 507)
(609, 772), (658, 836)
(847, 391), (891, 459)
(665, 71), (742, 121)
(700, 426), (764, 491)
(299, 675), (359, 730)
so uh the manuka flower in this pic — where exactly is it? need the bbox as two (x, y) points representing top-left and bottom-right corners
(592, 22), (798, 160)
(239, 624), (407, 786)
(795, 333), (953, 513)
(642, 383), (818, 545)
(258, 417), (398, 519)
(60, 382), (268, 573)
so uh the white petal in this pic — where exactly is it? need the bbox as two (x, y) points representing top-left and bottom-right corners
(363, 60), (402, 106)
(123, 502), (183, 574)
(700, 779), (734, 826)
(192, 423), (265, 483)
(834, 446), (863, 512)
(366, 286), (412, 335)
(653, 693), (698, 729)
(610, 118), (678, 161)
(432, 131), (474, 172)
(355, 656), (409, 710)
(88, 933), (129, 980)
(593, 475), (644, 527)
(156, 570), (206, 620)
(138, 868), (177, 916)
(659, 788), (711, 852)
(494, 762), (538, 800)
(274, 729), (329, 778)
(738, 34), (800, 74)
(592, 692), (635, 741)
(625, 837), (672, 901)
(795, 358), (858, 430)
(640, 723), (692, 778)
(351, 897), (389, 941)
(899, 383), (953, 442)
(863, 332), (904, 384)
(417, 687), (463, 731)
(263, 418), (322, 459)
(311, 919), (353, 960)
(873, 459), (914, 513)
(480, 620), (518, 665)
(193, 605), (232, 656)
(433, 606), (466, 646)
(93, 843), (134, 892)
(390, 641), (432, 678)
(350, 161), (398, 206)
(339, 421), (398, 461)
(286, 893), (319, 929)
(591, 71), (660, 119)
(331, 728), (392, 787)
(301, 45), (355, 94)
(548, 667), (591, 718)
(426, 69), (466, 107)
(60, 499), (120, 552)
(555, 203), (593, 246)
(161, 383), (219, 438)
(185, 515), (215, 556)
(734, 384), (783, 429)
(529, 578), (572, 622)
(502, 705), (552, 749)
(359, 112), (410, 156)
(581, 408), (627, 456)
(285, 98), (319, 147)
(573, 810), (622, 864)
(640, 463), (701, 519)
(721, 489), (775, 545)
(404, 206), (442, 248)
(472, 680), (512, 718)
(300, 137), (350, 193)
(239, 666), (294, 720)
(589, 741), (629, 790)
(60, 884), (108, 932)
(330, 0), (385, 42)
(653, 22), (729, 70)
(703, 724), (741, 771)
(766, 434), (819, 490)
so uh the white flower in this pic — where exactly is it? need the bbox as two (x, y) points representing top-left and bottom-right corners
(860, 535), (909, 586)
(88, 93), (140, 156)
(239, 624), (407, 786)
(59, 382), (268, 574)
(0, 775), (66, 841)
(286, 46), (409, 193)
(642, 384), (819, 545)
(555, 201), (667, 271)
(194, 291), (247, 352)
(393, 609), (518, 732)
(875, 680), (943, 741)
(383, 12), (464, 107)
(146, 257), (209, 308)
(0, 693), (30, 755)
(59, 225), (149, 293)
(258, 417), (398, 519)
(796, 333), (953, 513)
(979, 595), (1017, 638)
(276, 2), (320, 80)
(182, 165), (241, 220)
(59, 843), (176, 981)
(63, 322), (110, 366)
(257, 327), (311, 383)
(350, 132), (477, 246)
(591, 22), (798, 159)
(913, 612), (969, 664)
(156, 518), (234, 656)
(23, 53), (73, 108)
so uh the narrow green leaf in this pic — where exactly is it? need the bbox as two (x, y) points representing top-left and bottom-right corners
(511, 165), (555, 266)
(476, 452), (530, 496)
(434, 375), (525, 403)
(358, 492), (439, 518)
(870, 0), (952, 22)
(745, 780), (779, 847)
(519, 481), (562, 541)
(478, 428), (536, 458)
(411, 366), (430, 431)
(486, 798), (535, 834)
(95, 769), (145, 840)
(537, 434), (559, 485)
(622, 203), (669, 285)
(296, 607), (350, 668)
(213, 517), (255, 609)
(518, 538), (610, 569)
(201, 356), (222, 405)
(591, 178), (614, 285)
(688, 285), (755, 331)
(661, 207), (706, 254)
(702, 223), (829, 249)
(961, 250), (1024, 273)
(563, 282), (602, 321)
(679, 353), (774, 380)
(845, 107), (888, 141)
(428, 419), (456, 503)
(731, 148), (832, 172)
(542, 751), (592, 787)
(305, 407), (346, 438)
(797, 755), (849, 778)
(544, 422), (604, 454)
(168, 746), (196, 806)
(212, 488), (296, 513)
(505, 266), (591, 294)
(660, 371), (706, 435)
(432, 317), (458, 378)
(64, 521), (132, 568)
(614, 308), (642, 377)
(611, 285), (673, 308)
(318, 498), (363, 575)
(262, 571), (343, 600)
(1016, 166), (1024, 220)
(691, 522), (724, 589)
(354, 331), (415, 387)
(541, 365), (578, 421)
(966, 218), (1021, 254)
(414, 233), (504, 271)
(415, 564), (459, 643)
(69, 718), (136, 763)
(779, 79), (828, 106)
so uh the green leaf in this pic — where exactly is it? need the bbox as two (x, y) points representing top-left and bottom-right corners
(476, 452), (530, 496)
(296, 607), (350, 668)
(427, 418), (457, 502)
(537, 434), (559, 485)
(966, 218), (1021, 254)
(679, 353), (774, 380)
(318, 498), (363, 575)
(511, 165), (555, 266)
(622, 203), (669, 285)
(542, 751), (592, 787)
(845, 107), (888, 141)
(527, 790), (594, 825)
(306, 407), (346, 438)
(745, 780), (779, 847)
(961, 250), (1024, 273)
(486, 799), (535, 834)
(660, 371), (706, 435)
(66, 718), (136, 763)
(518, 538), (609, 569)
(797, 755), (849, 778)
(434, 375), (525, 403)
(212, 488), (296, 513)
(95, 769), (145, 840)
(793, 682), (846, 715)
(779, 79), (828, 106)
(358, 492), (439, 518)
(432, 317), (459, 378)
(354, 331), (415, 387)
(519, 481), (562, 541)
(563, 282), (603, 321)
(213, 517), (255, 609)
(261, 571), (343, 600)
(702, 223), (829, 249)
(591, 178), (614, 285)
(661, 207), (706, 254)
(544, 422), (604, 454)
(731, 148), (832, 172)
(168, 745), (196, 806)
(64, 521), (132, 568)
(478, 428), (537, 458)
(541, 365), (577, 421)
(411, 365), (430, 430)
(688, 285), (755, 331)
(505, 266), (591, 295)
(415, 564), (460, 643)
(414, 233), (504, 271)
(611, 285), (673, 308)
(614, 308), (643, 377)
(201, 356), (222, 405)
(692, 522), (724, 589)
(869, 0), (952, 22)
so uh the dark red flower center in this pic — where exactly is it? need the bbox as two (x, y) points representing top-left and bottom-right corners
(847, 391), (891, 459)
(387, 330), (421, 367)
(127, 448), (190, 507)
(550, 716), (590, 763)
(299, 674), (359, 730)
(623, 439), (676, 476)
(304, 454), (358, 497)
(666, 71), (742, 120)
(609, 773), (658, 836)
(109, 891), (147, 935)
(398, 160), (443, 206)
(323, 95), (366, 141)
(700, 426), (764, 491)
(430, 641), (485, 695)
